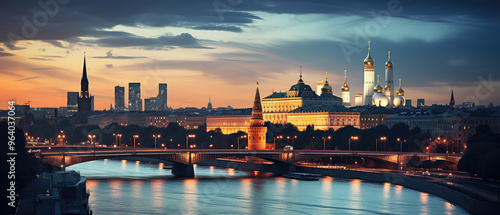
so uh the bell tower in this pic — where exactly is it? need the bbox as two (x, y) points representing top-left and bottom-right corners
(247, 83), (267, 150)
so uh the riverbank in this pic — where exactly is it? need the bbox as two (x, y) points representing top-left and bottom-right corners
(199, 159), (500, 214)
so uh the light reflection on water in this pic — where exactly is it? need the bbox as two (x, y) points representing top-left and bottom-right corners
(68, 160), (467, 215)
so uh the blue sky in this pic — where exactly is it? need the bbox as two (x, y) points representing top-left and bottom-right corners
(1, 0), (499, 109)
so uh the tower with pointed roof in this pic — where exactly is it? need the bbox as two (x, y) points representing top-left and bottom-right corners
(449, 88), (455, 108)
(207, 97), (213, 111)
(248, 83), (267, 150)
(77, 53), (92, 112)
(341, 70), (350, 106)
(384, 51), (395, 107)
(363, 41), (375, 105)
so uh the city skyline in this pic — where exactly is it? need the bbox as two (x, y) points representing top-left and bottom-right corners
(1, 0), (499, 110)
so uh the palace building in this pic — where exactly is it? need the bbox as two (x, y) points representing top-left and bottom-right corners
(262, 70), (342, 124)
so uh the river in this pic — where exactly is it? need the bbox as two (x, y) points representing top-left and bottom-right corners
(67, 159), (468, 214)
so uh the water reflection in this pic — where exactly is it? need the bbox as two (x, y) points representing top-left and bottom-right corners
(69, 160), (468, 215)
(182, 179), (198, 215)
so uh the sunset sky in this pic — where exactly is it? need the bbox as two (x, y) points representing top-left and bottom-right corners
(1, 0), (499, 110)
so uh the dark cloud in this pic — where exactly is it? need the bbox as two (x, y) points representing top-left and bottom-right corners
(0, 52), (14, 57)
(29, 57), (54, 61)
(92, 33), (206, 48)
(92, 50), (146, 59)
(192, 25), (243, 32)
(15, 76), (40, 81)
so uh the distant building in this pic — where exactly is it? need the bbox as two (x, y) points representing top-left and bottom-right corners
(207, 97), (213, 111)
(31, 107), (58, 119)
(67, 92), (79, 115)
(158, 83), (168, 110)
(286, 106), (360, 131)
(417, 99), (425, 108)
(385, 109), (500, 147)
(77, 54), (92, 112)
(449, 88), (455, 108)
(144, 97), (158, 111)
(354, 94), (363, 106)
(128, 83), (142, 111)
(360, 109), (395, 129)
(206, 109), (252, 134)
(114, 85), (125, 111)
(405, 99), (412, 107)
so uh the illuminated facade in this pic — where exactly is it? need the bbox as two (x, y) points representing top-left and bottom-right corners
(363, 41), (375, 106)
(354, 94), (363, 106)
(287, 106), (360, 131)
(248, 85), (267, 150)
(262, 72), (342, 124)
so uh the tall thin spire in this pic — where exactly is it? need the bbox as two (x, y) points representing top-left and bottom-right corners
(343, 70), (347, 85)
(368, 41), (371, 53)
(450, 87), (455, 108)
(325, 71), (328, 81)
(297, 66), (304, 84)
(299, 66), (302, 79)
(388, 51), (391, 60)
(399, 79), (402, 88)
(377, 75), (380, 85)
(80, 52), (89, 98)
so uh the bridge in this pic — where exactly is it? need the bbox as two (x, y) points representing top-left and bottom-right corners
(30, 146), (462, 177)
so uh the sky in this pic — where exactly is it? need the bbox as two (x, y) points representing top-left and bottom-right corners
(1, 0), (499, 110)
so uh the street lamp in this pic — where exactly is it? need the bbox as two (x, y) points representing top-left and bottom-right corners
(58, 134), (66, 146)
(117, 134), (122, 147)
(153, 134), (161, 150)
(292, 135), (297, 150)
(397, 138), (402, 152)
(238, 135), (247, 150)
(322, 136), (331, 150)
(133, 135), (139, 150)
(349, 136), (358, 151)
(444, 139), (448, 153)
(186, 134), (195, 150)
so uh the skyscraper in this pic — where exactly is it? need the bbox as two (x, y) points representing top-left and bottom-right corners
(67, 92), (79, 115)
(114, 85), (125, 111)
(129, 83), (142, 111)
(158, 83), (167, 110)
(341, 70), (350, 106)
(363, 41), (375, 106)
(384, 51), (395, 107)
(77, 53), (92, 112)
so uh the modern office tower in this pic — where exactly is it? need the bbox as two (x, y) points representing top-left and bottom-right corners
(158, 83), (167, 110)
(129, 83), (142, 111)
(67, 92), (79, 115)
(77, 53), (92, 112)
(114, 85), (125, 111)
(417, 99), (425, 108)
(144, 97), (158, 111)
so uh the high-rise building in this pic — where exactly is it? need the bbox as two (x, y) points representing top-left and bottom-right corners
(144, 97), (158, 111)
(417, 99), (425, 108)
(158, 83), (167, 110)
(248, 84), (267, 150)
(341, 70), (350, 106)
(114, 85), (125, 111)
(363, 41), (375, 106)
(355, 94), (363, 106)
(67, 92), (79, 115)
(405, 99), (412, 107)
(91, 96), (94, 111)
(384, 51), (395, 107)
(129, 83), (142, 111)
(77, 53), (92, 112)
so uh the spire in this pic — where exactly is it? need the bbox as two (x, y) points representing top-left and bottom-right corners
(341, 70), (349, 92)
(364, 41), (374, 63)
(450, 87), (455, 108)
(80, 52), (89, 98)
(388, 51), (391, 61)
(399, 79), (401, 88)
(252, 84), (263, 118)
(297, 66), (304, 84)
(377, 75), (380, 85)
(325, 71), (328, 81)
